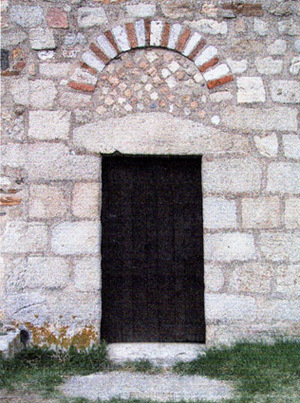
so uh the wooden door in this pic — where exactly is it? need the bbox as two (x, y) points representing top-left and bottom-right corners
(101, 156), (205, 343)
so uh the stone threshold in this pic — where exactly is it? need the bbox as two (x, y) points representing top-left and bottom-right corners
(108, 343), (206, 367)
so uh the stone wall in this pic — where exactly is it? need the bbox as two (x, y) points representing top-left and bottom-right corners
(1, 0), (299, 348)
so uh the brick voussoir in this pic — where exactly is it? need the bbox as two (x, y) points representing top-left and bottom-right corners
(199, 57), (219, 73)
(161, 22), (171, 48)
(125, 22), (138, 49)
(90, 43), (111, 64)
(68, 81), (96, 93)
(188, 38), (206, 61)
(175, 28), (191, 53)
(207, 75), (234, 89)
(103, 30), (120, 54)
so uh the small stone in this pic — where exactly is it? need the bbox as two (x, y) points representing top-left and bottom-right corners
(96, 105), (106, 115)
(278, 19), (300, 36)
(77, 7), (107, 28)
(37, 50), (55, 60)
(150, 92), (158, 101)
(289, 57), (300, 75)
(10, 6), (44, 28)
(270, 80), (300, 104)
(254, 18), (268, 36)
(267, 40), (287, 56)
(168, 61), (180, 73)
(295, 40), (300, 53)
(255, 57), (283, 75)
(29, 27), (56, 50)
(105, 97), (114, 106)
(211, 115), (220, 125)
(193, 73), (203, 83)
(47, 8), (68, 29)
(162, 68), (171, 78)
(124, 104), (133, 112)
(1, 31), (27, 47)
(254, 133), (278, 157)
(126, 4), (156, 18)
(237, 77), (266, 103)
(283, 135), (300, 160)
(166, 76), (177, 89)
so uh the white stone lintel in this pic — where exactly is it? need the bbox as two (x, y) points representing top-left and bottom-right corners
(112, 25), (130, 52)
(82, 51), (105, 72)
(135, 19), (146, 47)
(150, 20), (164, 47)
(96, 34), (118, 59)
(203, 64), (230, 81)
(183, 32), (202, 57)
(194, 46), (218, 67)
(167, 23), (182, 49)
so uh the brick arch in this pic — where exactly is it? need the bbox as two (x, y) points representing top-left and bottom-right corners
(68, 19), (234, 93)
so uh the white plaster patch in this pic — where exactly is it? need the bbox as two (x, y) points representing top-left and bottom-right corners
(167, 23), (182, 49)
(112, 25), (130, 52)
(135, 19), (146, 47)
(150, 20), (163, 47)
(96, 34), (118, 59)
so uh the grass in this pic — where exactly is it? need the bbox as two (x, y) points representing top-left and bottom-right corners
(174, 339), (300, 402)
(0, 339), (299, 402)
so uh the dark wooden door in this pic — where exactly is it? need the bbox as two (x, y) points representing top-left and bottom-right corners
(101, 156), (205, 343)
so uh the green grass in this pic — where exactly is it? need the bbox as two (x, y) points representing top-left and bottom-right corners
(174, 339), (300, 402)
(0, 340), (299, 402)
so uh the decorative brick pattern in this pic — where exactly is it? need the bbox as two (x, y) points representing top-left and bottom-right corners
(67, 19), (233, 91)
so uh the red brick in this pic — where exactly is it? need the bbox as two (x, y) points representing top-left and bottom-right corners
(188, 38), (206, 61)
(90, 43), (110, 64)
(207, 75), (234, 89)
(80, 62), (98, 76)
(0, 197), (22, 206)
(104, 30), (120, 53)
(68, 81), (96, 93)
(145, 19), (151, 46)
(47, 7), (69, 29)
(14, 60), (26, 71)
(222, 3), (263, 16)
(125, 23), (138, 48)
(198, 57), (219, 73)
(175, 28), (191, 53)
(161, 22), (171, 48)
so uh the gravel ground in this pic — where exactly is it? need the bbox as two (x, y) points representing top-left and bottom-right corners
(60, 371), (234, 401)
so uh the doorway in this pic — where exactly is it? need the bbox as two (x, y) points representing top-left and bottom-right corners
(101, 156), (205, 343)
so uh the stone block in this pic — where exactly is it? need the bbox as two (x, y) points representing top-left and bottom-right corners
(161, 0), (196, 19)
(205, 233), (256, 262)
(278, 19), (300, 36)
(26, 144), (100, 181)
(10, 78), (30, 106)
(10, 6), (44, 28)
(29, 27), (56, 50)
(229, 262), (274, 294)
(73, 113), (250, 156)
(203, 197), (237, 229)
(72, 183), (100, 219)
(256, 299), (300, 322)
(204, 264), (225, 292)
(29, 184), (68, 219)
(4, 292), (48, 324)
(255, 57), (283, 75)
(254, 133), (278, 158)
(283, 135), (300, 160)
(25, 257), (71, 289)
(270, 80), (300, 104)
(285, 198), (300, 229)
(0, 330), (23, 359)
(289, 57), (300, 75)
(59, 92), (92, 109)
(223, 107), (298, 132)
(226, 58), (248, 74)
(126, 4), (156, 18)
(241, 197), (280, 229)
(28, 111), (71, 140)
(275, 264), (300, 296)
(29, 80), (57, 109)
(206, 294), (256, 322)
(190, 19), (228, 35)
(254, 18), (268, 36)
(203, 64), (230, 82)
(259, 233), (300, 262)
(39, 63), (71, 78)
(0, 221), (48, 253)
(74, 257), (101, 292)
(194, 46), (218, 68)
(267, 162), (300, 194)
(1, 31), (27, 47)
(51, 222), (100, 255)
(47, 8), (68, 29)
(237, 77), (266, 103)
(209, 91), (233, 103)
(267, 40), (286, 55)
(203, 158), (262, 194)
(77, 7), (107, 28)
